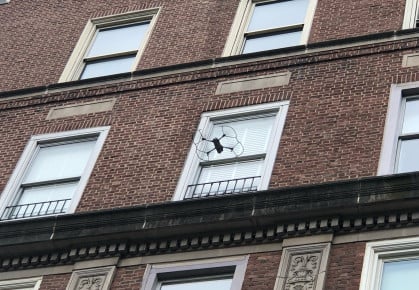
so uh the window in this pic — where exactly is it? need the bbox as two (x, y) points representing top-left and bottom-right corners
(0, 127), (109, 220)
(394, 97), (419, 173)
(141, 256), (248, 290)
(223, 0), (317, 56)
(174, 101), (289, 200)
(378, 82), (419, 175)
(403, 0), (419, 29)
(59, 9), (159, 82)
(359, 237), (419, 290)
(0, 277), (42, 290)
(0, 0), (10, 5)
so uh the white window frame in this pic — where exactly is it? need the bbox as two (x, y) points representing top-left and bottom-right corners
(59, 8), (160, 82)
(141, 256), (248, 290)
(359, 237), (419, 290)
(222, 0), (317, 56)
(0, 277), (42, 290)
(378, 81), (419, 175)
(0, 126), (110, 220)
(403, 0), (419, 29)
(173, 101), (289, 201)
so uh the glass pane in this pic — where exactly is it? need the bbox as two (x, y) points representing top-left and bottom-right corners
(199, 160), (263, 183)
(381, 259), (419, 290)
(207, 116), (275, 160)
(402, 98), (419, 134)
(161, 278), (232, 290)
(397, 139), (419, 173)
(248, 0), (309, 31)
(9, 182), (77, 218)
(18, 182), (77, 204)
(80, 55), (136, 79)
(87, 22), (150, 57)
(242, 30), (302, 54)
(24, 140), (96, 183)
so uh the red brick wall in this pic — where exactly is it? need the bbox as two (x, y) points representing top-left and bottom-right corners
(310, 0), (405, 43)
(39, 273), (71, 290)
(0, 41), (418, 210)
(325, 242), (366, 290)
(0, 0), (407, 92)
(33, 242), (365, 289)
(242, 251), (282, 290)
(111, 265), (147, 289)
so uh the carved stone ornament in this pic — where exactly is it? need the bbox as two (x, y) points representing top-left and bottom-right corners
(274, 243), (331, 290)
(77, 276), (104, 290)
(66, 266), (116, 290)
(285, 253), (321, 290)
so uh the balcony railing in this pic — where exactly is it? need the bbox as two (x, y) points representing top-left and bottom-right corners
(1, 199), (71, 220)
(185, 176), (261, 199)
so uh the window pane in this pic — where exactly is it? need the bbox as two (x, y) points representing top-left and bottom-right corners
(199, 160), (263, 183)
(23, 140), (96, 183)
(18, 182), (77, 204)
(80, 55), (136, 79)
(248, 0), (309, 31)
(208, 116), (275, 160)
(87, 22), (150, 57)
(8, 182), (77, 218)
(381, 259), (419, 290)
(402, 98), (419, 134)
(242, 31), (302, 54)
(397, 139), (419, 173)
(161, 278), (232, 290)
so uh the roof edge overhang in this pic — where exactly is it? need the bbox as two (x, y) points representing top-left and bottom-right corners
(1, 171), (419, 257)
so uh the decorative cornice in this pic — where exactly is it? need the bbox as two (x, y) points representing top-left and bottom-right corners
(1, 172), (419, 271)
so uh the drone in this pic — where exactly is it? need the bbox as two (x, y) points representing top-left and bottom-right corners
(194, 126), (244, 161)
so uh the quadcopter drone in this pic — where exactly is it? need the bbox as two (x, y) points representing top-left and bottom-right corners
(194, 125), (244, 161)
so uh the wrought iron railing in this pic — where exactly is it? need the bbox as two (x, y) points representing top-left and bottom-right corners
(1, 199), (71, 220)
(185, 176), (261, 199)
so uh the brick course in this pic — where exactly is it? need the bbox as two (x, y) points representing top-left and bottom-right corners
(325, 242), (366, 290)
(0, 40), (418, 211)
(0, 0), (408, 91)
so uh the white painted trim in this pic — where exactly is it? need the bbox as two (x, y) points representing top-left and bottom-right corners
(222, 0), (318, 56)
(0, 126), (110, 220)
(0, 276), (42, 290)
(173, 101), (289, 201)
(359, 236), (419, 290)
(403, 0), (419, 29)
(59, 8), (160, 82)
(141, 255), (248, 290)
(377, 81), (419, 175)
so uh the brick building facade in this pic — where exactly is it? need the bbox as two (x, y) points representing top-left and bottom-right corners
(1, 0), (419, 289)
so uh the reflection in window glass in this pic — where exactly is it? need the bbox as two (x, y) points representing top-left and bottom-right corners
(87, 23), (150, 57)
(402, 98), (419, 134)
(24, 141), (96, 183)
(243, 31), (302, 54)
(248, 0), (309, 31)
(397, 139), (419, 173)
(81, 55), (136, 79)
(381, 259), (419, 290)
(161, 277), (232, 290)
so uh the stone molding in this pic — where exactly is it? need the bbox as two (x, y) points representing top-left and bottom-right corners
(274, 243), (330, 290)
(215, 72), (291, 94)
(46, 98), (116, 120)
(2, 210), (419, 272)
(66, 266), (115, 290)
(1, 172), (419, 272)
